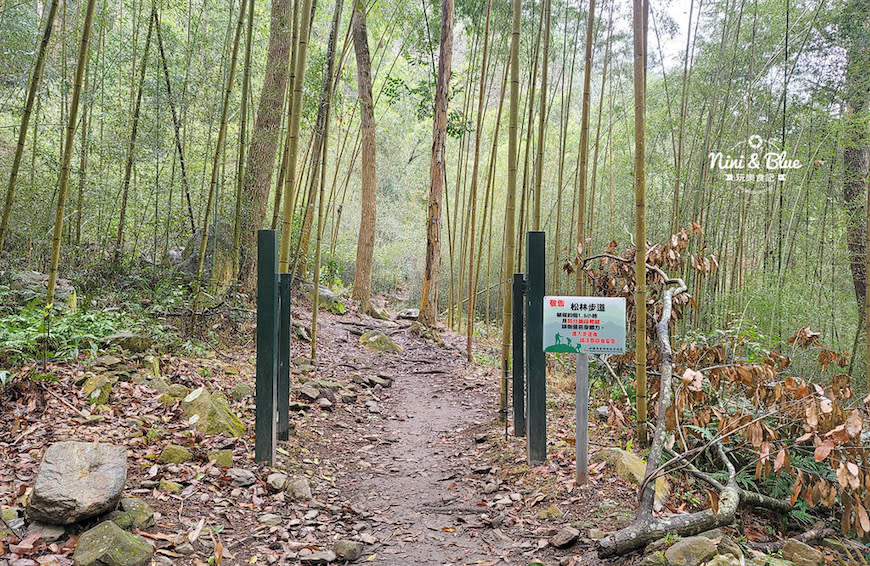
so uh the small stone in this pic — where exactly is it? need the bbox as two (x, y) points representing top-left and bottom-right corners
(705, 555), (740, 566)
(587, 528), (608, 540)
(396, 308), (419, 320)
(596, 406), (611, 421)
(159, 383), (190, 403)
(360, 533), (377, 545)
(509, 492), (522, 502)
(299, 551), (336, 565)
(483, 482), (498, 494)
(259, 513), (283, 526)
(298, 385), (320, 401)
(550, 526), (580, 548)
(119, 497), (155, 529)
(208, 449), (233, 468)
(333, 539), (363, 561)
(318, 398), (333, 410)
(175, 542), (196, 555)
(266, 473), (289, 491)
(229, 383), (252, 400)
(158, 480), (182, 494)
(368, 375), (391, 388)
(289, 477), (312, 500)
(158, 444), (193, 464)
(664, 536), (718, 566)
(24, 521), (65, 543)
(227, 468), (256, 487)
(716, 535), (743, 561)
(340, 391), (358, 404)
(81, 374), (114, 405)
(182, 387), (246, 437)
(72, 521), (153, 566)
(782, 538), (825, 566)
(537, 505), (561, 519)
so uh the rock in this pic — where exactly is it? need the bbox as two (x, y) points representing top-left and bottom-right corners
(208, 449), (233, 468)
(369, 306), (390, 321)
(81, 374), (114, 405)
(706, 555), (741, 566)
(297, 384), (320, 401)
(483, 482), (498, 494)
(305, 285), (346, 315)
(782, 539), (824, 566)
(266, 473), (289, 491)
(142, 355), (160, 377)
(340, 391), (358, 404)
(663, 536), (718, 566)
(550, 526), (580, 548)
(294, 325), (312, 342)
(333, 539), (363, 561)
(24, 522), (65, 543)
(175, 542), (196, 556)
(288, 477), (312, 500)
(11, 271), (77, 313)
(396, 308), (419, 320)
(368, 375), (392, 388)
(182, 387), (246, 437)
(228, 468), (257, 487)
(27, 442), (127, 525)
(637, 552), (668, 566)
(587, 528), (608, 540)
(229, 383), (253, 400)
(0, 508), (23, 537)
(821, 537), (851, 557)
(158, 444), (193, 464)
(318, 398), (333, 410)
(317, 386), (337, 404)
(299, 551), (337, 565)
(92, 355), (122, 368)
(103, 332), (153, 353)
(158, 480), (182, 494)
(716, 535), (743, 561)
(593, 448), (668, 505)
(72, 521), (153, 566)
(596, 406), (611, 421)
(177, 220), (235, 293)
(158, 383), (190, 404)
(133, 371), (169, 394)
(258, 513), (282, 526)
(359, 331), (402, 353)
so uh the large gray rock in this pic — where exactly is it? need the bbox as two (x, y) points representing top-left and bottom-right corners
(182, 387), (246, 437)
(102, 332), (153, 353)
(333, 539), (364, 561)
(305, 285), (346, 315)
(28, 442), (127, 525)
(73, 521), (153, 566)
(11, 271), (77, 313)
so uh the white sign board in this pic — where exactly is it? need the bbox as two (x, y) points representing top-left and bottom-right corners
(542, 296), (626, 355)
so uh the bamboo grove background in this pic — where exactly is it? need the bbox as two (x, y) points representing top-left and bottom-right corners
(0, 0), (867, 372)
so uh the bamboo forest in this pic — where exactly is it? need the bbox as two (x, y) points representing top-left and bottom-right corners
(0, 0), (869, 564)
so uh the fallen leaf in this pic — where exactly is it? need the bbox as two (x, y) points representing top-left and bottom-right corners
(188, 518), (205, 544)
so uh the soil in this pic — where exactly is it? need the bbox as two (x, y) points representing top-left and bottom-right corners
(0, 301), (642, 566)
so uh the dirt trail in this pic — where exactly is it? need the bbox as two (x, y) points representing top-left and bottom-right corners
(300, 319), (614, 566)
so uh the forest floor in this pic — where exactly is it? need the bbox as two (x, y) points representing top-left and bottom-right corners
(0, 293), (791, 566)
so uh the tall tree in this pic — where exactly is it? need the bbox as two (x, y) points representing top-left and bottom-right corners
(633, 0), (649, 446)
(500, 0), (521, 420)
(351, 0), (378, 312)
(240, 0), (292, 284)
(47, 0), (97, 306)
(0, 0), (60, 251)
(114, 6), (156, 261)
(574, 0), (595, 294)
(419, 0), (454, 325)
(278, 0), (315, 272)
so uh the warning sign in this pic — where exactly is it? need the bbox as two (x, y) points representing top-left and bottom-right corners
(542, 296), (626, 354)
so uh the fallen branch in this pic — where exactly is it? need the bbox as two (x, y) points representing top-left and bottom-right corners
(747, 525), (836, 553)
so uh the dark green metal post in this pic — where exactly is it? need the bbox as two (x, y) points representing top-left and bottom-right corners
(277, 273), (291, 441)
(525, 231), (546, 464)
(512, 273), (526, 437)
(255, 230), (278, 464)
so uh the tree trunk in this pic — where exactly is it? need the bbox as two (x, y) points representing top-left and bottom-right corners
(278, 0), (315, 272)
(232, 0), (255, 279)
(351, 0), (377, 312)
(419, 0), (454, 325)
(0, 0), (60, 251)
(47, 0), (97, 307)
(633, 0), (648, 446)
(239, 0), (292, 286)
(500, 0), (521, 420)
(574, 0), (596, 294)
(115, 7), (155, 261)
